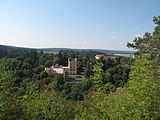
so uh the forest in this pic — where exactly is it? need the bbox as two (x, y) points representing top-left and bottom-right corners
(0, 16), (160, 120)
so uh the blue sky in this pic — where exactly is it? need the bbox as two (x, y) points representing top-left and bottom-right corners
(0, 0), (159, 50)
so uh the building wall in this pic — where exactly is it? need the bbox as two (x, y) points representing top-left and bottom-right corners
(45, 58), (77, 81)
(68, 58), (77, 74)
(51, 67), (64, 74)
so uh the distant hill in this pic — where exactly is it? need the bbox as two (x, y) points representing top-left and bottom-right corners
(0, 45), (34, 58)
(0, 44), (34, 51)
(0, 45), (135, 56)
(41, 48), (135, 55)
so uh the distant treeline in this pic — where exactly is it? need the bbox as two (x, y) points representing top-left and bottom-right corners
(0, 44), (135, 58)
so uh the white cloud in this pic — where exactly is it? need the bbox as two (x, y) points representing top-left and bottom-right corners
(111, 35), (118, 39)
(82, 40), (87, 44)
(110, 32), (118, 39)
(135, 26), (140, 30)
(120, 42), (124, 45)
(135, 34), (141, 38)
(120, 42), (127, 46)
(110, 32), (117, 35)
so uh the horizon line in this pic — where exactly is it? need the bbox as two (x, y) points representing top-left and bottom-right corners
(0, 44), (134, 51)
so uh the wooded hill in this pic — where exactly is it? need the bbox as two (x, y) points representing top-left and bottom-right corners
(0, 16), (160, 120)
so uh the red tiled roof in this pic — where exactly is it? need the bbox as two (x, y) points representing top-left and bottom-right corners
(96, 54), (105, 57)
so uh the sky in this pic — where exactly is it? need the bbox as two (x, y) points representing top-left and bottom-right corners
(0, 0), (160, 50)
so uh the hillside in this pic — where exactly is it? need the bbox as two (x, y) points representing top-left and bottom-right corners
(0, 45), (135, 55)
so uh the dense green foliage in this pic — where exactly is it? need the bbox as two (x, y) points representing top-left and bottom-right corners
(0, 16), (159, 120)
(75, 58), (160, 120)
(0, 46), (132, 119)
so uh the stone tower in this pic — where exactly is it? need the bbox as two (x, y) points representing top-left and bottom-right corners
(68, 58), (77, 74)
